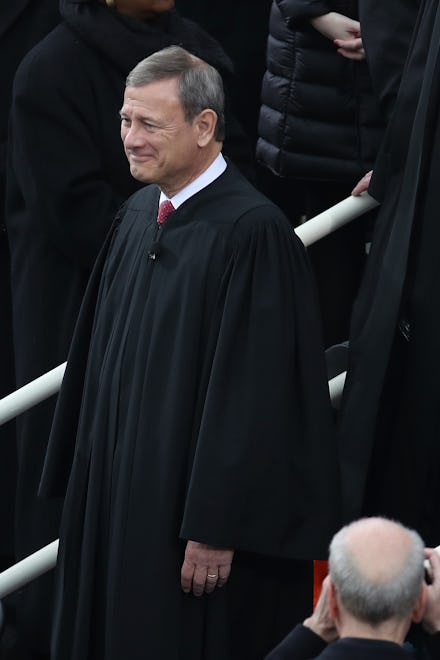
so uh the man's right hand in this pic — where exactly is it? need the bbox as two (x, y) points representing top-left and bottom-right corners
(303, 576), (338, 643)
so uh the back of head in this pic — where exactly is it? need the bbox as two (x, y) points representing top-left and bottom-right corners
(329, 517), (425, 625)
(126, 45), (225, 141)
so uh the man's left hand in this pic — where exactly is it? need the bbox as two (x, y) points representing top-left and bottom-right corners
(423, 548), (440, 634)
(181, 541), (234, 596)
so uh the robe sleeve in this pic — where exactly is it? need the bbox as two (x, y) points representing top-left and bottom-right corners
(38, 215), (124, 499)
(180, 206), (341, 559)
(359, 0), (419, 121)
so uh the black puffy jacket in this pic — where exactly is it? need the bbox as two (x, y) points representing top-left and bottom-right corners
(257, 0), (384, 182)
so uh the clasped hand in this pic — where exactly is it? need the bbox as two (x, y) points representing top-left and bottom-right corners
(311, 12), (365, 61)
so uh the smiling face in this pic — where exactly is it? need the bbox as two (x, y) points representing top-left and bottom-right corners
(113, 0), (175, 20)
(120, 77), (220, 197)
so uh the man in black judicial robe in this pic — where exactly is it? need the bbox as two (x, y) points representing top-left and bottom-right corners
(40, 46), (341, 659)
(339, 0), (440, 546)
(6, 2), (251, 655)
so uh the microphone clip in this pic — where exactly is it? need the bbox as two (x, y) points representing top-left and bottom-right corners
(147, 242), (162, 261)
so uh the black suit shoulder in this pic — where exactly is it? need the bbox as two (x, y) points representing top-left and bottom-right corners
(267, 625), (425, 659)
(265, 624), (327, 659)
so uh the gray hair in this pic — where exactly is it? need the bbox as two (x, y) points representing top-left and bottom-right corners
(126, 46), (225, 141)
(329, 518), (425, 625)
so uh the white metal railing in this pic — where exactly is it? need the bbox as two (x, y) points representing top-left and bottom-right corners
(0, 192), (375, 597)
(295, 192), (378, 247)
(0, 541), (59, 598)
(0, 363), (67, 427)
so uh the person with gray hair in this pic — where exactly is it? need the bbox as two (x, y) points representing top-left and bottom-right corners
(5, 2), (252, 657)
(39, 45), (340, 659)
(126, 46), (226, 142)
(266, 517), (440, 659)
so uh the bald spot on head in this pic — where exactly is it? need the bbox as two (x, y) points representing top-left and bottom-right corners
(344, 518), (414, 584)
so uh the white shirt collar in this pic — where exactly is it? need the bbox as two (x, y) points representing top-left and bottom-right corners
(159, 153), (226, 209)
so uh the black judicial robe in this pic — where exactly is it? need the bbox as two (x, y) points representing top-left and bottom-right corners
(40, 165), (341, 660)
(339, 0), (440, 544)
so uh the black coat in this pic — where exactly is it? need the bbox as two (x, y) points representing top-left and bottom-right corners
(265, 624), (440, 659)
(40, 164), (341, 660)
(0, 0), (59, 568)
(338, 0), (440, 545)
(4, 0), (251, 653)
(257, 0), (384, 182)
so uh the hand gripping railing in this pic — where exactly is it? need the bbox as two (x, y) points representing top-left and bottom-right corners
(0, 192), (377, 598)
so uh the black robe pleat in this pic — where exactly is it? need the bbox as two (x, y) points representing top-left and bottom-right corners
(40, 165), (341, 660)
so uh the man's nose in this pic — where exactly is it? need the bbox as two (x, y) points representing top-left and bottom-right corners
(123, 123), (144, 148)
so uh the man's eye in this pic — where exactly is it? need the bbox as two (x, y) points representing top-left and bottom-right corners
(120, 117), (130, 126)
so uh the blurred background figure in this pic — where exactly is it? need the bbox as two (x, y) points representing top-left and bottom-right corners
(0, 0), (59, 575)
(5, 1), (251, 658)
(0, 1), (60, 656)
(257, 0), (384, 347)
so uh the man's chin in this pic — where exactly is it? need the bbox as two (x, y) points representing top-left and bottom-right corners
(129, 164), (156, 185)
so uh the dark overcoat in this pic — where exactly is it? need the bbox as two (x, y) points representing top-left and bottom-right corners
(5, 0), (250, 652)
(338, 0), (440, 545)
(0, 0), (59, 569)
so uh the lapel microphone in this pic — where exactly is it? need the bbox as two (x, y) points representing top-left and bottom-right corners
(147, 242), (162, 260)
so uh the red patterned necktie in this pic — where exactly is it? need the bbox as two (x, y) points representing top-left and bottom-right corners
(157, 200), (175, 225)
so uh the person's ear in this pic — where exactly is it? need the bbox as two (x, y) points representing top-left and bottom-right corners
(195, 109), (217, 147)
(412, 583), (427, 623)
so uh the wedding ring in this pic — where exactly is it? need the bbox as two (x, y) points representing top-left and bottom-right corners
(207, 574), (218, 579)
